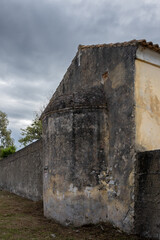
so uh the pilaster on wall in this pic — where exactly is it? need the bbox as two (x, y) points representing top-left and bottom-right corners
(103, 46), (137, 232)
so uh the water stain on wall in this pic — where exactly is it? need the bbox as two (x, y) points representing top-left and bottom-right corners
(135, 60), (160, 150)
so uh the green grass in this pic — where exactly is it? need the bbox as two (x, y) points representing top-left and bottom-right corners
(0, 190), (148, 240)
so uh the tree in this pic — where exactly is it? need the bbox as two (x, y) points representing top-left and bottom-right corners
(0, 145), (16, 158)
(19, 113), (42, 147)
(0, 111), (14, 148)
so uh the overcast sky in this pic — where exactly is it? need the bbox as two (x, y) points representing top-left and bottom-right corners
(0, 0), (160, 148)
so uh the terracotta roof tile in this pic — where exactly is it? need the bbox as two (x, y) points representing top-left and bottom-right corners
(79, 39), (160, 53)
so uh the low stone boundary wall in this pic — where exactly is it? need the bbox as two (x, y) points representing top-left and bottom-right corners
(0, 140), (43, 201)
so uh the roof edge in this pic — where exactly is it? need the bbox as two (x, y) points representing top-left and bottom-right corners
(78, 39), (160, 54)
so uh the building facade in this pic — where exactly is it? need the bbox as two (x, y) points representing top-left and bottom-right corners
(41, 40), (160, 238)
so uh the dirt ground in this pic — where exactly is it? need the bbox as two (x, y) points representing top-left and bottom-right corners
(0, 190), (149, 240)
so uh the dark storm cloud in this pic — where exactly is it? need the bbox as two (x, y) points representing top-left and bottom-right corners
(0, 0), (159, 147)
(0, 0), (159, 80)
(0, 0), (72, 78)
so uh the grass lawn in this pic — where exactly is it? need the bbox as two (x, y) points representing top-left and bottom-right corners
(0, 190), (148, 240)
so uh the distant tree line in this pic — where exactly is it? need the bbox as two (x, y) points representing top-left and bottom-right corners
(0, 111), (16, 159)
(0, 110), (42, 159)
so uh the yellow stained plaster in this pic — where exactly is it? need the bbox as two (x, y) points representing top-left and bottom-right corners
(45, 174), (108, 203)
(135, 59), (160, 150)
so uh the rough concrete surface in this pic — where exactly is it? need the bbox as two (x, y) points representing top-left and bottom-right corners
(0, 140), (43, 201)
(135, 150), (160, 239)
(42, 44), (138, 232)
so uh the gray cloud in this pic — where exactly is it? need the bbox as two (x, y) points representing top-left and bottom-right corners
(0, 0), (160, 148)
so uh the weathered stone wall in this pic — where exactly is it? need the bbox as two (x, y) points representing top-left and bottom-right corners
(42, 44), (138, 231)
(135, 150), (160, 239)
(103, 46), (137, 232)
(0, 140), (43, 201)
(1, 41), (160, 238)
(43, 107), (109, 226)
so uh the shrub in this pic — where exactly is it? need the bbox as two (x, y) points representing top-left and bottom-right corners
(0, 146), (16, 158)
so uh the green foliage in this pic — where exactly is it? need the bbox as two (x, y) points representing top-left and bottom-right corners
(0, 111), (14, 148)
(0, 145), (16, 158)
(19, 113), (42, 147)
